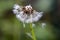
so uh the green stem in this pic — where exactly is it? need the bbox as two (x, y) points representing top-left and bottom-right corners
(30, 23), (36, 40)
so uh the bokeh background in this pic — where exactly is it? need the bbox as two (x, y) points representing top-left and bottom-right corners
(0, 0), (60, 40)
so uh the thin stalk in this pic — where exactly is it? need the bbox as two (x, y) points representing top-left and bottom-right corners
(30, 23), (36, 40)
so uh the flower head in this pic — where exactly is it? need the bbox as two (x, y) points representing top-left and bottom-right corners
(25, 5), (32, 11)
(13, 4), (43, 23)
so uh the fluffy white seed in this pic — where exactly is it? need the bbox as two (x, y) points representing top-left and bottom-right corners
(13, 4), (43, 23)
(13, 4), (20, 9)
(13, 9), (18, 14)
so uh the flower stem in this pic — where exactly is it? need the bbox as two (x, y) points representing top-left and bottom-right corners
(30, 23), (36, 40)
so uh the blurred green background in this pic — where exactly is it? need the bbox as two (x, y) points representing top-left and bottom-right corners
(0, 0), (60, 40)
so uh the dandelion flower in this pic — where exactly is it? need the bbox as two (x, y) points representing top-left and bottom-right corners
(13, 4), (43, 23)
(13, 4), (42, 40)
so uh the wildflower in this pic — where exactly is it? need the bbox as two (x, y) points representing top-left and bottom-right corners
(13, 4), (41, 40)
(13, 4), (43, 23)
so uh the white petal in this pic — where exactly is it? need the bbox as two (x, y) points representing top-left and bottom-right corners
(16, 14), (25, 22)
(16, 12), (28, 22)
(25, 18), (32, 23)
(25, 15), (33, 23)
(19, 11), (24, 15)
(13, 4), (20, 9)
(32, 17), (39, 22)
(33, 12), (43, 21)
(36, 13), (42, 19)
(13, 9), (18, 14)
